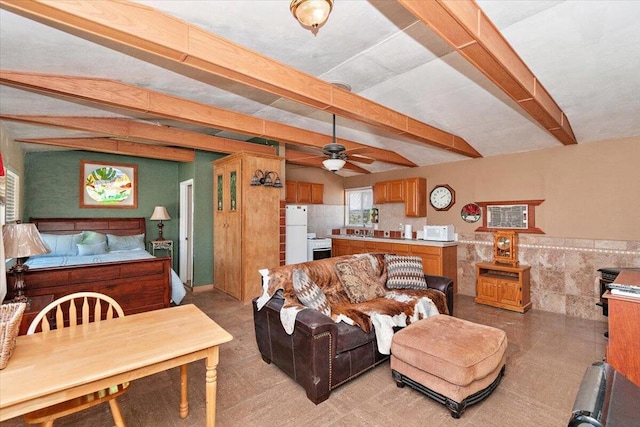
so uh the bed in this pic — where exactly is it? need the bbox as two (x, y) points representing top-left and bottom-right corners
(5, 217), (186, 314)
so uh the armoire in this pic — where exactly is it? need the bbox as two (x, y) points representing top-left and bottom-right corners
(212, 151), (282, 302)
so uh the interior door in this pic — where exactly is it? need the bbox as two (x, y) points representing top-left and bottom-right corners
(179, 179), (194, 288)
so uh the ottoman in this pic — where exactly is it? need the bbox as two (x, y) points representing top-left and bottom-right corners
(391, 315), (507, 418)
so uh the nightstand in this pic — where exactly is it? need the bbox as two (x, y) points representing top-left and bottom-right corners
(149, 239), (173, 264)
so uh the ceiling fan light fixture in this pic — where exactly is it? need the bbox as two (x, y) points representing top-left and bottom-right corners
(290, 0), (333, 29)
(323, 158), (345, 172)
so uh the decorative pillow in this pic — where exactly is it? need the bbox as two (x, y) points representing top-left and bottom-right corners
(107, 233), (145, 252)
(81, 231), (107, 245)
(384, 254), (428, 289)
(77, 241), (108, 256)
(39, 233), (83, 256)
(292, 269), (331, 316)
(335, 257), (386, 304)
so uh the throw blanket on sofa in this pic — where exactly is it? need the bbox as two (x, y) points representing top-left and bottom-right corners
(256, 254), (448, 354)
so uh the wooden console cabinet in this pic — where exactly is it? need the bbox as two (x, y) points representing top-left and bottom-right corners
(604, 291), (640, 387)
(475, 262), (531, 313)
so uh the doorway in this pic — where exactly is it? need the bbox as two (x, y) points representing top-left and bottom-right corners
(179, 179), (194, 288)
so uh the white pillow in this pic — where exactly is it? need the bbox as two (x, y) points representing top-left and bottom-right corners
(107, 233), (145, 252)
(81, 231), (107, 245)
(77, 242), (108, 256)
(39, 233), (83, 256)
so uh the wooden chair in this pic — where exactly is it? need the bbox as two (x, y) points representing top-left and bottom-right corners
(24, 292), (130, 427)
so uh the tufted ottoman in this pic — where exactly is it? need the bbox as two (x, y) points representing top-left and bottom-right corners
(391, 315), (507, 418)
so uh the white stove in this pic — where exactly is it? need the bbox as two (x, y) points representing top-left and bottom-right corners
(307, 233), (332, 261)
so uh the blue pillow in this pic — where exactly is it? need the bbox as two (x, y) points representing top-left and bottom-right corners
(39, 233), (83, 256)
(77, 242), (108, 256)
(107, 233), (145, 252)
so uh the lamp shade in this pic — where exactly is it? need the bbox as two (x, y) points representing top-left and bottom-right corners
(290, 0), (333, 28)
(150, 206), (171, 221)
(2, 222), (50, 258)
(323, 158), (346, 172)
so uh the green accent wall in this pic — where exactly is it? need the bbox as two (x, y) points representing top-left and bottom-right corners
(23, 150), (220, 287)
(178, 151), (225, 286)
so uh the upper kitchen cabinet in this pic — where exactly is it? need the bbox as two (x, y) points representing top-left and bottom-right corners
(286, 181), (324, 204)
(373, 178), (426, 217)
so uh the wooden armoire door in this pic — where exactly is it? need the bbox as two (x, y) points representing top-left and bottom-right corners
(213, 157), (242, 300)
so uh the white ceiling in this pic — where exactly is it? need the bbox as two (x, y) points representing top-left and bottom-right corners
(1, 1), (639, 175)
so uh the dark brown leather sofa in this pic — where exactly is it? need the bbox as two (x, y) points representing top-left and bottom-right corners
(253, 273), (453, 404)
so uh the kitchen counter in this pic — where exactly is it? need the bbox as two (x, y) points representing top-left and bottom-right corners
(332, 235), (458, 292)
(332, 235), (457, 248)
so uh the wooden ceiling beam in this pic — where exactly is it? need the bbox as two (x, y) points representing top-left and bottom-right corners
(398, 0), (577, 145)
(0, 114), (275, 156)
(0, 0), (481, 158)
(15, 137), (195, 162)
(0, 71), (414, 168)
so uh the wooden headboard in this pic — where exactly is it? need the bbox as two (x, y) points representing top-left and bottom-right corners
(30, 217), (146, 237)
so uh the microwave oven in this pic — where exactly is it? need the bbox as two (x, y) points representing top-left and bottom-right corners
(424, 225), (455, 242)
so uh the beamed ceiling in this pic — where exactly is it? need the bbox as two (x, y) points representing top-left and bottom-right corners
(1, 1), (639, 175)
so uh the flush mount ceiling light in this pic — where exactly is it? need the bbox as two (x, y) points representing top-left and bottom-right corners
(290, 0), (333, 33)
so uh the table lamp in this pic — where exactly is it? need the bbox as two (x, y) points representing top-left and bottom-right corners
(2, 221), (50, 303)
(150, 206), (171, 240)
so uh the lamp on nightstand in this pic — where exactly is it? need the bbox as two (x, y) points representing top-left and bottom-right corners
(2, 221), (50, 303)
(150, 206), (171, 240)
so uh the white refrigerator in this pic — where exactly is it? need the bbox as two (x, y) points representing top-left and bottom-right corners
(285, 205), (308, 265)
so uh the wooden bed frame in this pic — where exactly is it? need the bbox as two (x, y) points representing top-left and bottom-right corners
(6, 217), (171, 315)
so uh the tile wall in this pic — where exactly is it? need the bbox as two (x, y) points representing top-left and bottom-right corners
(457, 232), (640, 321)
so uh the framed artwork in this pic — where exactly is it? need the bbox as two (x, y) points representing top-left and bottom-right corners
(80, 160), (137, 208)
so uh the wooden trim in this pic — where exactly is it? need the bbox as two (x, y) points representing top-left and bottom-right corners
(398, 0), (577, 146)
(16, 137), (195, 162)
(0, 0), (481, 159)
(0, 72), (414, 167)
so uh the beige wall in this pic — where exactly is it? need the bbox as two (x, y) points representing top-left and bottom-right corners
(345, 136), (640, 241)
(343, 136), (640, 320)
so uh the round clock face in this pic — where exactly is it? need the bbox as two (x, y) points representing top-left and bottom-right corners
(497, 237), (511, 250)
(429, 185), (454, 211)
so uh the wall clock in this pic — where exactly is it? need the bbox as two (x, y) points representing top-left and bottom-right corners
(493, 230), (518, 266)
(429, 184), (455, 211)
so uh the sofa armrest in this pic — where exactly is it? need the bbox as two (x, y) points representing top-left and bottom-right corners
(424, 274), (454, 316)
(252, 295), (338, 404)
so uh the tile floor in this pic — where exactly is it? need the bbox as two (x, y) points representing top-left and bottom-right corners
(3, 288), (608, 427)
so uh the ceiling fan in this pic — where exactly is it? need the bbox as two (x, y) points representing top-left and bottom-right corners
(321, 114), (375, 172)
(322, 115), (347, 172)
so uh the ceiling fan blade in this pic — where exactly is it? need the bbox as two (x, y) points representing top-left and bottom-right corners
(348, 155), (375, 164)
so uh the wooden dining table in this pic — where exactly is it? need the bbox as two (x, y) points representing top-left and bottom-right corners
(0, 304), (233, 426)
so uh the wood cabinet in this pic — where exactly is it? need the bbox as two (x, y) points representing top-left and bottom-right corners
(373, 178), (426, 217)
(604, 292), (640, 387)
(404, 177), (426, 217)
(213, 152), (281, 302)
(331, 238), (457, 292)
(475, 263), (532, 313)
(285, 181), (324, 204)
(285, 181), (297, 203)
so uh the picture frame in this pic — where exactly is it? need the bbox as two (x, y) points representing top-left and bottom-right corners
(80, 160), (137, 209)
